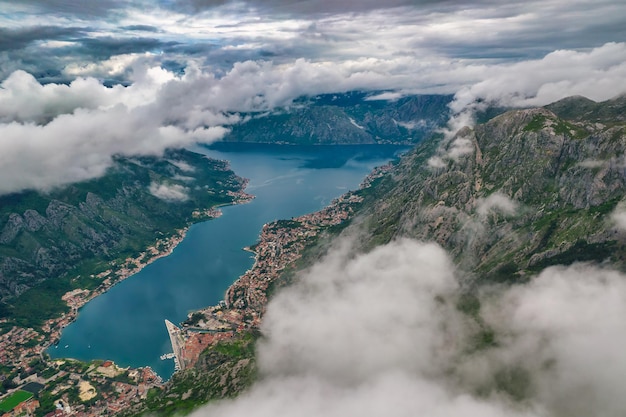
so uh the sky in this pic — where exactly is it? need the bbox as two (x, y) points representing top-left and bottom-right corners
(1, 0), (626, 195)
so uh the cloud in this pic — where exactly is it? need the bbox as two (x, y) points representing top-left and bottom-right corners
(192, 238), (536, 417)
(0, 70), (118, 123)
(427, 156), (447, 169)
(611, 205), (626, 230)
(0, 0), (129, 17)
(176, 0), (423, 15)
(4, 1), (626, 89)
(0, 70), (229, 194)
(149, 182), (190, 201)
(167, 160), (196, 173)
(448, 42), (626, 117)
(476, 193), (518, 217)
(0, 26), (85, 52)
(188, 238), (626, 417)
(2, 41), (625, 195)
(578, 159), (606, 169)
(256, 239), (461, 382)
(427, 122), (475, 168)
(1, 2), (625, 196)
(480, 264), (626, 417)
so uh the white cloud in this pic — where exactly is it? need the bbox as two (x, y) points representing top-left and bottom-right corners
(365, 92), (404, 101)
(578, 159), (606, 169)
(149, 182), (189, 201)
(447, 137), (474, 160)
(448, 42), (626, 117)
(168, 160), (196, 173)
(477, 193), (519, 217)
(188, 238), (626, 417)
(427, 156), (446, 169)
(481, 264), (626, 417)
(611, 205), (626, 230)
(1, 34), (625, 196)
(192, 238), (538, 417)
(256, 239), (461, 382)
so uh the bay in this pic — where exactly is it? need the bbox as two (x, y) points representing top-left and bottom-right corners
(48, 143), (407, 379)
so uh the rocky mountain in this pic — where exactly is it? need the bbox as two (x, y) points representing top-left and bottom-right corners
(357, 94), (626, 282)
(223, 92), (453, 145)
(0, 149), (247, 327)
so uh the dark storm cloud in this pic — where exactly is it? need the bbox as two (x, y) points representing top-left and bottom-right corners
(0, 26), (85, 52)
(121, 25), (161, 32)
(0, 0), (128, 17)
(76, 37), (179, 59)
(176, 0), (494, 15)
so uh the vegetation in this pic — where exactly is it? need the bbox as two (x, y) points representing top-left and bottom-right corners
(0, 149), (247, 328)
(129, 333), (258, 417)
(0, 390), (33, 412)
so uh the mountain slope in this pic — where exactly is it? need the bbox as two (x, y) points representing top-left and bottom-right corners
(357, 98), (626, 282)
(0, 149), (248, 327)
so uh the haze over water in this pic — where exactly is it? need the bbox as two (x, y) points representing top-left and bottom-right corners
(48, 144), (406, 379)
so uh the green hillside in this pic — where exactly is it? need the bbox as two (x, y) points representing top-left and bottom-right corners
(0, 149), (247, 327)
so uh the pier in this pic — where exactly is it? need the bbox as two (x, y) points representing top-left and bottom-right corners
(164, 320), (185, 371)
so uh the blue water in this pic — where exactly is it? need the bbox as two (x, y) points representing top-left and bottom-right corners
(48, 143), (406, 379)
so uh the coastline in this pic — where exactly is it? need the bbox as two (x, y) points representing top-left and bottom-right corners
(0, 186), (255, 383)
(43, 226), (191, 346)
(175, 163), (392, 369)
(45, 186), (255, 349)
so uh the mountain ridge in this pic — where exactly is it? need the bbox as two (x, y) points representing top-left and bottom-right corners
(222, 93), (453, 145)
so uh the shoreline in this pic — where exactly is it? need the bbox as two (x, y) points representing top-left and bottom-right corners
(45, 187), (256, 350)
(0, 155), (394, 407)
(43, 226), (191, 349)
(175, 163), (392, 369)
(0, 188), (255, 382)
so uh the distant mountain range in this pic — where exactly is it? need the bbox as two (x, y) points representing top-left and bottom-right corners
(222, 92), (453, 145)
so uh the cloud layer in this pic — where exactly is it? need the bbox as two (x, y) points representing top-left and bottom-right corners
(1, 1), (625, 195)
(188, 238), (626, 417)
(2, 40), (626, 195)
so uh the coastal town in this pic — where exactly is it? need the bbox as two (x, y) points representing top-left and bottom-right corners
(0, 164), (386, 416)
(0, 209), (234, 416)
(0, 228), (188, 417)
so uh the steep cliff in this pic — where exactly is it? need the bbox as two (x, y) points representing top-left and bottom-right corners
(123, 95), (626, 416)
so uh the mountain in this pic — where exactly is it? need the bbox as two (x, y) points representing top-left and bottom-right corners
(222, 92), (453, 145)
(357, 99), (626, 281)
(128, 95), (626, 416)
(546, 94), (626, 124)
(0, 149), (248, 327)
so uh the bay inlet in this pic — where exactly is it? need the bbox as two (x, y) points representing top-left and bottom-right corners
(48, 143), (407, 379)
